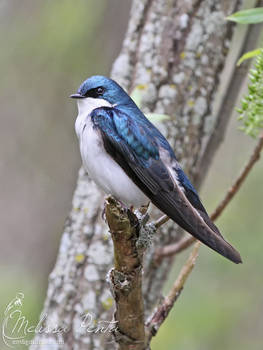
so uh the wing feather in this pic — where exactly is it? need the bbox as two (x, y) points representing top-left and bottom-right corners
(90, 107), (242, 264)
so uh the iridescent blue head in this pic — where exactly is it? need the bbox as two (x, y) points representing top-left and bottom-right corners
(70, 75), (130, 106)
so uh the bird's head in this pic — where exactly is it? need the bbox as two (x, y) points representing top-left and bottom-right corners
(70, 75), (131, 108)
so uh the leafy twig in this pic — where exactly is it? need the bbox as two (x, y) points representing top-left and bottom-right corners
(236, 49), (263, 137)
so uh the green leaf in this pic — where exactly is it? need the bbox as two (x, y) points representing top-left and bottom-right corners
(130, 89), (143, 108)
(236, 49), (263, 137)
(130, 86), (171, 124)
(146, 113), (171, 123)
(227, 8), (263, 24)
(130, 84), (148, 108)
(237, 48), (262, 66)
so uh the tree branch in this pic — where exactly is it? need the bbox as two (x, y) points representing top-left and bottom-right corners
(105, 196), (145, 350)
(155, 131), (263, 261)
(210, 131), (263, 220)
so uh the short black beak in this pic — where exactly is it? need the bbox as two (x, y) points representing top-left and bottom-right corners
(69, 93), (86, 99)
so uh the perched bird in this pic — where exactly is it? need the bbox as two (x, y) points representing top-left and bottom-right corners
(70, 75), (242, 264)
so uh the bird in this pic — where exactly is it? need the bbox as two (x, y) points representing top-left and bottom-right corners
(70, 75), (242, 264)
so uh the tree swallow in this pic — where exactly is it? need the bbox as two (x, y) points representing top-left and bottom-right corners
(70, 75), (242, 264)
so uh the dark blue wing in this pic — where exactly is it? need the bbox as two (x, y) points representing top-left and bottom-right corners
(175, 166), (222, 236)
(91, 107), (174, 194)
(90, 107), (241, 264)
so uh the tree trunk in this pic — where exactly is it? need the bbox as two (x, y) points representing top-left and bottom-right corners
(30, 0), (261, 349)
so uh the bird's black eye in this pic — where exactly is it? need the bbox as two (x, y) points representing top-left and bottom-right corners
(84, 86), (105, 98)
(96, 87), (104, 95)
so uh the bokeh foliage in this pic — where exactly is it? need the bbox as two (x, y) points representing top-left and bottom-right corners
(227, 6), (263, 137)
(237, 50), (263, 137)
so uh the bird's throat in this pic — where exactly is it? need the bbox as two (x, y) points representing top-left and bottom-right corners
(77, 97), (113, 115)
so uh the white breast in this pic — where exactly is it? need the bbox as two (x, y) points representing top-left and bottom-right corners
(75, 97), (148, 207)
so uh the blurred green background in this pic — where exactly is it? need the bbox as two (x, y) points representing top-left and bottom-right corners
(0, 1), (262, 349)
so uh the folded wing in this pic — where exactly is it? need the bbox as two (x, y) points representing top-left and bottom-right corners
(90, 107), (242, 264)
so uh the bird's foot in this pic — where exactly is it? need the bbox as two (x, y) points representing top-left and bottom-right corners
(134, 202), (151, 224)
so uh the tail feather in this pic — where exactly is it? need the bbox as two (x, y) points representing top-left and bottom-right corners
(152, 190), (242, 264)
(197, 211), (242, 264)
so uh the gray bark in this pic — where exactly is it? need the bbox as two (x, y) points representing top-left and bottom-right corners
(30, 0), (261, 349)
